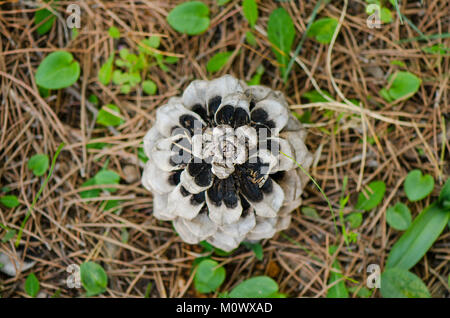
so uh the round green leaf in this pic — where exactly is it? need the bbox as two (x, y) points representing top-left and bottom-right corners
(355, 181), (386, 211)
(142, 80), (157, 95)
(206, 52), (233, 73)
(80, 261), (108, 296)
(28, 154), (49, 177)
(96, 104), (124, 127)
(167, 1), (210, 35)
(381, 268), (430, 298)
(25, 273), (40, 297)
(229, 276), (278, 298)
(35, 51), (80, 89)
(0, 195), (20, 208)
(108, 26), (120, 39)
(194, 259), (226, 294)
(386, 202), (412, 231)
(404, 170), (434, 202)
(301, 206), (320, 219)
(35, 9), (56, 35)
(346, 212), (363, 228)
(307, 18), (338, 44)
(94, 169), (120, 193)
(382, 71), (421, 102)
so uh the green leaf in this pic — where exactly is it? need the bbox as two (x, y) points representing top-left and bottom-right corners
(108, 26), (120, 39)
(164, 56), (179, 64)
(348, 286), (371, 298)
(242, 0), (258, 28)
(243, 242), (263, 260)
(380, 7), (393, 23)
(120, 84), (131, 94)
(422, 44), (450, 55)
(80, 262), (108, 296)
(404, 170), (434, 202)
(88, 94), (99, 106)
(80, 178), (100, 199)
(381, 268), (430, 298)
(247, 65), (264, 86)
(112, 70), (128, 85)
(98, 54), (115, 85)
(307, 18), (338, 44)
(390, 60), (406, 67)
(267, 8), (295, 78)
(2, 229), (16, 243)
(138, 147), (149, 163)
(245, 30), (257, 46)
(35, 8), (56, 35)
(386, 202), (450, 270)
(139, 36), (161, 54)
(71, 28), (79, 40)
(206, 51), (233, 73)
(326, 246), (349, 298)
(217, 0), (231, 5)
(94, 170), (120, 193)
(142, 80), (157, 95)
(380, 71), (421, 102)
(28, 154), (49, 177)
(302, 90), (332, 103)
(355, 181), (386, 211)
(346, 212), (363, 228)
(25, 273), (40, 297)
(301, 206), (320, 219)
(0, 195), (20, 208)
(194, 259), (226, 294)
(386, 203), (412, 231)
(167, 1), (210, 35)
(438, 178), (450, 209)
(229, 276), (279, 298)
(35, 51), (80, 89)
(96, 104), (124, 127)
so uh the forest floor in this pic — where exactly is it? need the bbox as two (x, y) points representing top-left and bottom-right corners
(0, 0), (449, 298)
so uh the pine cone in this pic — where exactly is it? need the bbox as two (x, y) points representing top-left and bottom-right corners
(142, 75), (312, 252)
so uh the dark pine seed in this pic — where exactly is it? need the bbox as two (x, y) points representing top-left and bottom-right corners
(239, 175), (263, 202)
(215, 105), (234, 125)
(254, 124), (272, 138)
(265, 120), (276, 128)
(239, 193), (251, 211)
(233, 107), (250, 128)
(192, 104), (208, 122)
(194, 167), (212, 187)
(251, 108), (268, 123)
(188, 160), (206, 176)
(271, 171), (285, 182)
(168, 170), (182, 186)
(180, 186), (190, 197)
(207, 177), (223, 207)
(179, 114), (201, 133)
(222, 177), (238, 209)
(249, 100), (256, 111)
(208, 96), (222, 117)
(190, 191), (205, 205)
(261, 177), (273, 194)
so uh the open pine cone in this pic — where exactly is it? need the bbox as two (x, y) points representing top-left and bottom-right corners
(142, 75), (312, 251)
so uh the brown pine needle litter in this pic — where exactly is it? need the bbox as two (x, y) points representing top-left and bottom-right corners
(0, 0), (449, 298)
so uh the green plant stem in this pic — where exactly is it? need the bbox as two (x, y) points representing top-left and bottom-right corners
(283, 0), (323, 83)
(280, 151), (339, 236)
(15, 143), (65, 247)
